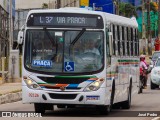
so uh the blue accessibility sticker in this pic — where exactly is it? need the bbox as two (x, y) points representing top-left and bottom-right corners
(64, 61), (74, 72)
(32, 60), (52, 68)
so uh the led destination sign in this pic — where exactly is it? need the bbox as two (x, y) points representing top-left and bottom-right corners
(27, 13), (103, 28)
(35, 16), (96, 26)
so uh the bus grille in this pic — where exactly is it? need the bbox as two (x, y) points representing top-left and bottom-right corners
(48, 93), (77, 100)
(38, 76), (92, 84)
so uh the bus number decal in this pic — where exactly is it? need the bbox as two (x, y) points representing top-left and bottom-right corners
(29, 93), (39, 97)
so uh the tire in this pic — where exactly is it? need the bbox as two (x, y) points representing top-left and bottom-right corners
(121, 82), (132, 109)
(97, 81), (115, 115)
(151, 80), (159, 90)
(34, 103), (45, 114)
(110, 81), (115, 110)
(97, 105), (111, 115)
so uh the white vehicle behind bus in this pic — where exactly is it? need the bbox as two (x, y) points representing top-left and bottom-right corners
(18, 7), (140, 115)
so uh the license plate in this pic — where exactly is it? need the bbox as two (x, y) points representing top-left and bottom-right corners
(86, 96), (100, 100)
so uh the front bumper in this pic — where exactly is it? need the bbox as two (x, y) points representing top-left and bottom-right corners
(22, 86), (110, 105)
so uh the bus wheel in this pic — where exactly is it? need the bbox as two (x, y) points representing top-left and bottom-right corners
(34, 103), (45, 114)
(110, 80), (115, 110)
(97, 105), (111, 115)
(122, 82), (132, 109)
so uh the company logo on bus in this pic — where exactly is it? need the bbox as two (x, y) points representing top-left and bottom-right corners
(60, 86), (66, 91)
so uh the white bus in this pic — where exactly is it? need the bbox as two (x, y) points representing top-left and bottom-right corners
(17, 7), (140, 115)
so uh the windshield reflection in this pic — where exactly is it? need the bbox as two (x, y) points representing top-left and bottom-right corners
(25, 29), (104, 74)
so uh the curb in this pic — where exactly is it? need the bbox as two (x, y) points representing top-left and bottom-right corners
(0, 92), (22, 104)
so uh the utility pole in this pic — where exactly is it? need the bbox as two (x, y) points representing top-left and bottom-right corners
(57, 0), (61, 9)
(9, 0), (13, 51)
(113, 0), (119, 15)
(142, 0), (146, 39)
(147, 0), (152, 55)
(116, 0), (119, 15)
(158, 0), (160, 38)
(142, 0), (146, 55)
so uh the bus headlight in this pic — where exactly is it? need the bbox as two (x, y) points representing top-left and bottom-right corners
(84, 78), (104, 92)
(24, 78), (41, 90)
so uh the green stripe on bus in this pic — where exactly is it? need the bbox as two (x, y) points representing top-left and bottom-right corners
(54, 76), (97, 78)
(118, 60), (139, 62)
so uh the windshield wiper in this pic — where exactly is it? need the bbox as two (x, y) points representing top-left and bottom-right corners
(70, 28), (86, 46)
(43, 27), (58, 61)
(51, 42), (58, 61)
(43, 27), (56, 46)
(69, 28), (86, 56)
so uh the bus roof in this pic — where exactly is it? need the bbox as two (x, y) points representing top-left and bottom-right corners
(26, 7), (138, 28)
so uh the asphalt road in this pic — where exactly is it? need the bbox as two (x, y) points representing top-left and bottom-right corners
(0, 78), (159, 120)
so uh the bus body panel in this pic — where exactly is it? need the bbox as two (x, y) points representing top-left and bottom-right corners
(20, 7), (139, 109)
(22, 85), (110, 105)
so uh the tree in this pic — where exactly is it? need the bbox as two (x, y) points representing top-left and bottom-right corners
(137, 1), (158, 55)
(42, 3), (48, 9)
(136, 1), (158, 12)
(119, 2), (137, 18)
(119, 2), (158, 18)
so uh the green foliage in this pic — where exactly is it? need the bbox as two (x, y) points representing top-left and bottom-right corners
(119, 2), (137, 18)
(42, 3), (48, 9)
(137, 2), (158, 13)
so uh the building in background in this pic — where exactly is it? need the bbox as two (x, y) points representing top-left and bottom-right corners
(14, 0), (79, 48)
(0, 0), (15, 58)
(14, 0), (52, 50)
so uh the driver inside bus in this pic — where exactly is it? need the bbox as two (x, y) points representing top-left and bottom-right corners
(84, 40), (100, 55)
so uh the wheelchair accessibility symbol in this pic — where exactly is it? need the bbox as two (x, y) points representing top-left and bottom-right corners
(64, 62), (74, 72)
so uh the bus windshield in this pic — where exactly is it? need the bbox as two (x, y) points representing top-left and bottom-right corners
(24, 29), (104, 74)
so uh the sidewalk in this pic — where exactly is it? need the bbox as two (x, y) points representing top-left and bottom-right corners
(0, 82), (22, 104)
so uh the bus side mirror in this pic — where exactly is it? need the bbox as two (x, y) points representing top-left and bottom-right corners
(17, 31), (24, 44)
(108, 32), (113, 56)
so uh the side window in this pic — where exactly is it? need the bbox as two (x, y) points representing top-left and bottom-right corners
(122, 26), (125, 55)
(106, 28), (111, 65)
(111, 25), (116, 55)
(112, 24), (116, 55)
(114, 25), (118, 56)
(124, 27), (127, 56)
(117, 25), (120, 55)
(119, 26), (123, 56)
(135, 29), (139, 56)
(126, 27), (130, 56)
(131, 28), (134, 56)
(126, 27), (129, 56)
(132, 28), (135, 56)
